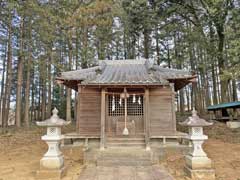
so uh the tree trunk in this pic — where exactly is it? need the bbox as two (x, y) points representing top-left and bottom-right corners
(47, 50), (52, 118)
(40, 58), (46, 121)
(188, 38), (198, 110)
(16, 18), (25, 127)
(41, 83), (46, 121)
(155, 27), (160, 65)
(123, 29), (127, 59)
(0, 44), (7, 126)
(186, 87), (190, 111)
(209, 24), (218, 105)
(232, 79), (238, 101)
(74, 32), (79, 122)
(211, 63), (218, 104)
(23, 25), (32, 127)
(167, 43), (171, 68)
(216, 24), (228, 103)
(37, 83), (41, 121)
(179, 89), (185, 114)
(81, 27), (88, 68)
(24, 53), (31, 127)
(2, 17), (13, 132)
(143, 28), (149, 59)
(31, 69), (35, 122)
(66, 37), (73, 122)
(175, 33), (184, 114)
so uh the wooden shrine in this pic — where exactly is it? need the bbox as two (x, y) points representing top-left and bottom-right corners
(56, 59), (196, 149)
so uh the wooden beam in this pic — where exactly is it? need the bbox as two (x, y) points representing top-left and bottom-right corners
(144, 88), (150, 151)
(100, 88), (106, 150)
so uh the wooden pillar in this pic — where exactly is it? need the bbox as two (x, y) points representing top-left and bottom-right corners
(144, 88), (150, 151)
(100, 88), (106, 150)
(170, 83), (176, 131)
(76, 85), (82, 133)
(236, 108), (240, 120)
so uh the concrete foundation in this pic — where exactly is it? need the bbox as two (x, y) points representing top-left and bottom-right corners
(40, 155), (64, 170)
(184, 166), (215, 180)
(36, 167), (66, 179)
(185, 155), (212, 169)
(226, 121), (240, 128)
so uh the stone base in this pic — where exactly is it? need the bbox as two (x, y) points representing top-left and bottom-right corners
(226, 121), (240, 128)
(40, 155), (64, 169)
(185, 155), (212, 169)
(36, 167), (66, 179)
(184, 166), (215, 180)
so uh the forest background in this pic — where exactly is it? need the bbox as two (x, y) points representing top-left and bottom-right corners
(0, 0), (239, 130)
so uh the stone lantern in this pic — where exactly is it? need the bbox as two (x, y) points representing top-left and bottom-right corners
(180, 109), (215, 180)
(36, 108), (70, 179)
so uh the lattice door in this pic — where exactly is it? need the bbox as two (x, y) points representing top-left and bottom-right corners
(106, 94), (144, 136)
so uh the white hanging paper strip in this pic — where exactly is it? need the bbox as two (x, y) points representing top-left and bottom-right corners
(138, 96), (141, 105)
(119, 98), (122, 106)
(133, 94), (136, 103)
(123, 127), (129, 135)
(112, 95), (115, 111)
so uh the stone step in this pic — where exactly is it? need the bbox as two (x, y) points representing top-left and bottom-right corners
(106, 136), (146, 148)
(98, 154), (151, 159)
(107, 139), (145, 143)
(97, 159), (152, 166)
(106, 142), (146, 148)
(107, 136), (145, 140)
(97, 148), (153, 167)
(98, 150), (152, 157)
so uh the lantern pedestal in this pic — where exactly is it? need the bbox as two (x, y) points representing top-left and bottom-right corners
(184, 166), (215, 180)
(36, 108), (70, 179)
(180, 110), (215, 180)
(185, 155), (212, 169)
(36, 167), (66, 180)
(185, 129), (215, 180)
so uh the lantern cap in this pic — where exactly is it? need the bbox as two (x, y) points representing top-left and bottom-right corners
(179, 108), (213, 127)
(36, 107), (71, 127)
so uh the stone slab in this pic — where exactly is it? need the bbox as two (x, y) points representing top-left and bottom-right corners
(36, 167), (66, 180)
(78, 165), (174, 180)
(185, 155), (212, 169)
(40, 155), (64, 170)
(184, 166), (215, 180)
(226, 121), (240, 128)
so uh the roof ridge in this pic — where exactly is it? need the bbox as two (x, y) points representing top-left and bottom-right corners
(99, 59), (147, 65)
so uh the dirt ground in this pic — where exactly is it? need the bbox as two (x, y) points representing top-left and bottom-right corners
(0, 120), (240, 180)
(0, 125), (83, 180)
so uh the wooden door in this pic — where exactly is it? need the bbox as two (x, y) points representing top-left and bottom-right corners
(106, 94), (144, 136)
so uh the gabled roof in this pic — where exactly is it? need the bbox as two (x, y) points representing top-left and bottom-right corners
(207, 101), (240, 111)
(56, 59), (196, 91)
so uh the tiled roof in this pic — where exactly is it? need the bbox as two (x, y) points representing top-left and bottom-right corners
(57, 59), (195, 88)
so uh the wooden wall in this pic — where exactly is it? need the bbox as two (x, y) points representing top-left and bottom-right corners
(149, 86), (176, 136)
(77, 87), (101, 135)
(76, 85), (176, 137)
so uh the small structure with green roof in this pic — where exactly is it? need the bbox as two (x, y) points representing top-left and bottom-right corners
(207, 101), (240, 128)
